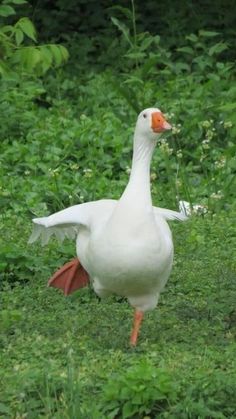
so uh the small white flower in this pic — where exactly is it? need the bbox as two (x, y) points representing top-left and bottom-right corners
(172, 125), (181, 135)
(179, 200), (208, 216)
(202, 120), (211, 128)
(192, 204), (208, 215)
(177, 149), (183, 159)
(49, 168), (60, 177)
(210, 191), (223, 199)
(159, 138), (173, 155)
(175, 179), (182, 188)
(202, 139), (210, 149)
(206, 130), (214, 140)
(70, 163), (80, 170)
(83, 168), (93, 178)
(215, 156), (226, 169)
(164, 112), (174, 119)
(224, 121), (233, 129)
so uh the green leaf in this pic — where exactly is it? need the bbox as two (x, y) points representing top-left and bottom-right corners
(125, 51), (145, 60)
(15, 28), (24, 46)
(17, 17), (37, 42)
(177, 46), (194, 55)
(0, 5), (16, 17)
(122, 401), (137, 419)
(209, 42), (228, 56)
(58, 45), (69, 61)
(139, 36), (154, 52)
(0, 402), (11, 415)
(38, 46), (53, 73)
(219, 102), (236, 111)
(175, 62), (191, 72)
(185, 33), (198, 43)
(49, 45), (62, 66)
(108, 5), (133, 20)
(28, 47), (41, 69)
(7, 0), (28, 4)
(111, 16), (133, 47)
(199, 30), (220, 37)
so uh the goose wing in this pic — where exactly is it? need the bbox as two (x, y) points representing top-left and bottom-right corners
(154, 207), (188, 222)
(28, 199), (116, 246)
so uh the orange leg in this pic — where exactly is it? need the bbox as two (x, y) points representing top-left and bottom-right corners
(130, 310), (144, 346)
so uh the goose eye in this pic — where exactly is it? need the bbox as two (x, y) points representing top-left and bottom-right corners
(143, 113), (147, 119)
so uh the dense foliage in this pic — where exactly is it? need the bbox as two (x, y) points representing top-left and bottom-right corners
(0, 0), (236, 417)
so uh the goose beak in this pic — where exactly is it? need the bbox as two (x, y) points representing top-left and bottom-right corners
(151, 112), (172, 133)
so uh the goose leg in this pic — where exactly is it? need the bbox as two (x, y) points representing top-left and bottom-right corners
(130, 310), (144, 346)
(48, 258), (89, 296)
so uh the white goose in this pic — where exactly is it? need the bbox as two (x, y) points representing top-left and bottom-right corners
(29, 108), (187, 345)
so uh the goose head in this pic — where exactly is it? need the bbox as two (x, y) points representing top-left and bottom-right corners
(135, 107), (172, 142)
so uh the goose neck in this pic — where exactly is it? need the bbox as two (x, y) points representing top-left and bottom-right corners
(121, 133), (156, 206)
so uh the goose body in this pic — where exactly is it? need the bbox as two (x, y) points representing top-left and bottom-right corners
(29, 108), (187, 344)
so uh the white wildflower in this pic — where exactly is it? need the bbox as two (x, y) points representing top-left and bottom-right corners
(200, 154), (206, 162)
(192, 204), (208, 215)
(164, 112), (175, 119)
(150, 172), (157, 181)
(179, 200), (208, 216)
(70, 163), (80, 170)
(210, 191), (223, 199)
(159, 138), (173, 155)
(177, 149), (183, 159)
(172, 125), (181, 135)
(224, 121), (233, 129)
(215, 156), (226, 169)
(175, 179), (182, 188)
(125, 166), (131, 175)
(202, 139), (210, 149)
(83, 168), (93, 178)
(202, 120), (212, 128)
(49, 168), (59, 178)
(206, 130), (214, 140)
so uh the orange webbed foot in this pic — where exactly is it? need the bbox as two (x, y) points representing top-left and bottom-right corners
(48, 258), (89, 296)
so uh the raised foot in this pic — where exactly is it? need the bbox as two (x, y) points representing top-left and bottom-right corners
(48, 258), (89, 296)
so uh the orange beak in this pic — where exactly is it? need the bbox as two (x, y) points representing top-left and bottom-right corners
(151, 112), (172, 133)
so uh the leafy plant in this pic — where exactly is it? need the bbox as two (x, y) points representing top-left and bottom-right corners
(0, 0), (68, 77)
(100, 360), (176, 418)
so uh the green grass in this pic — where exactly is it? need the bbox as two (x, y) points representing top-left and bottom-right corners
(1, 8), (236, 416)
(1, 214), (236, 418)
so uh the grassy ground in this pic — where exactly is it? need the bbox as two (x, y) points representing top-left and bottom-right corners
(1, 213), (236, 418)
(0, 20), (236, 417)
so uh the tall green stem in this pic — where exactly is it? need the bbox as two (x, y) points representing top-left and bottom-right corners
(131, 0), (138, 69)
